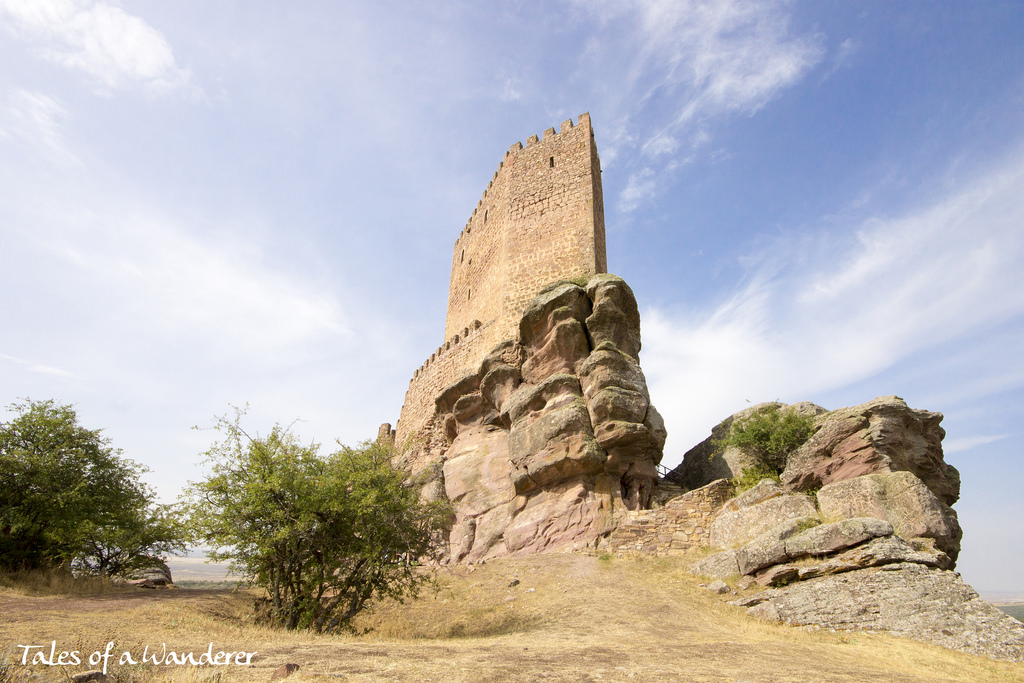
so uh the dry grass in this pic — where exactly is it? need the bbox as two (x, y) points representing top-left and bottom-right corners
(1, 553), (1022, 682)
(0, 569), (123, 597)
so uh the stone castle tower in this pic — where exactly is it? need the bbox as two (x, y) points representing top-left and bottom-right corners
(396, 113), (607, 444)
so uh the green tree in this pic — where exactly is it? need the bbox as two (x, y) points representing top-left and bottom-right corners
(0, 399), (187, 574)
(185, 410), (450, 633)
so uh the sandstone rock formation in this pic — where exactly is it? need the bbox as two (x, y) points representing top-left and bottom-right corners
(397, 275), (665, 563)
(671, 401), (826, 490)
(673, 395), (963, 559)
(780, 395), (960, 506)
(682, 396), (1024, 662)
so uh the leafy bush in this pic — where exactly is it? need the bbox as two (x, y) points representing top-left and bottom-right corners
(715, 403), (815, 489)
(184, 409), (451, 633)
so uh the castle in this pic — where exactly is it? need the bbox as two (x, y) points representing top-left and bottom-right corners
(396, 113), (607, 444)
(375, 117), (1024, 663)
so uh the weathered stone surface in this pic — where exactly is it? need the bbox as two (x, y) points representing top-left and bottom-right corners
(436, 372), (481, 416)
(717, 479), (785, 515)
(508, 381), (605, 494)
(643, 405), (667, 452)
(501, 478), (616, 555)
(126, 559), (173, 587)
(504, 374), (583, 426)
(584, 274), (642, 361)
(587, 386), (649, 425)
(709, 494), (817, 549)
(519, 283), (592, 384)
(744, 563), (1024, 662)
(734, 517), (820, 576)
(443, 430), (515, 518)
(443, 423), (516, 562)
(817, 470), (962, 560)
(781, 396), (960, 506)
(756, 535), (953, 586)
(690, 548), (740, 580)
(578, 346), (649, 402)
(480, 364), (521, 419)
(783, 517), (893, 559)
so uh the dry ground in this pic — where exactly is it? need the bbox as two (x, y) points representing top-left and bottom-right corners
(2, 553), (1022, 682)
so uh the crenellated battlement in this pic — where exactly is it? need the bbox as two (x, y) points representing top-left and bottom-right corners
(454, 114), (593, 246)
(409, 319), (485, 383)
(396, 113), (606, 444)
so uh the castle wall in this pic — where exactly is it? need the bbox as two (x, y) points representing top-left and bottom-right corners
(396, 321), (491, 448)
(397, 113), (606, 445)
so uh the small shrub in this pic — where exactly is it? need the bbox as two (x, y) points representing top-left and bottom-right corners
(715, 404), (815, 491)
(732, 462), (780, 492)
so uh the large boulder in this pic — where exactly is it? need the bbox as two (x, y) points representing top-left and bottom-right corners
(755, 535), (952, 586)
(709, 493), (817, 549)
(780, 396), (960, 506)
(126, 559), (173, 588)
(816, 470), (962, 560)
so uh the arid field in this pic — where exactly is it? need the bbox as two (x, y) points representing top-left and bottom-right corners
(2, 553), (1022, 683)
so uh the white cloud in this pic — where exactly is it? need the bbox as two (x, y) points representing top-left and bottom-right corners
(618, 167), (657, 213)
(0, 89), (80, 166)
(574, 0), (823, 213)
(643, 150), (1024, 460)
(0, 0), (195, 96)
(944, 434), (1007, 454)
(0, 354), (75, 378)
(39, 208), (350, 357)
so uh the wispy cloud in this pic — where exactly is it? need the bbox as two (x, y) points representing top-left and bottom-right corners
(0, 89), (80, 166)
(0, 354), (75, 378)
(618, 167), (657, 213)
(0, 0), (196, 96)
(573, 0), (823, 209)
(944, 434), (1008, 454)
(643, 150), (1024, 457)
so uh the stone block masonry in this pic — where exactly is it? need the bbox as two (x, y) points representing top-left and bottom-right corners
(396, 114), (607, 445)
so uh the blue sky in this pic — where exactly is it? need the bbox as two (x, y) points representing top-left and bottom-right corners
(1, 1), (1022, 593)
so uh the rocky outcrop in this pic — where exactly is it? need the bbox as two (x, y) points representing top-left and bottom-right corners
(816, 470), (962, 559)
(400, 275), (665, 563)
(125, 559), (174, 588)
(681, 396), (1024, 661)
(736, 563), (1024, 662)
(670, 401), (826, 490)
(780, 396), (960, 506)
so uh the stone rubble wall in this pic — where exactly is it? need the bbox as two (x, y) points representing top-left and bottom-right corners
(602, 479), (734, 556)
